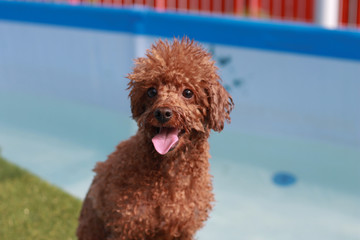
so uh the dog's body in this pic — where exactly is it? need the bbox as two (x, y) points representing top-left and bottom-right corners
(77, 38), (233, 240)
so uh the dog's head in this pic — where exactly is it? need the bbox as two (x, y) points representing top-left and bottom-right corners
(127, 38), (233, 155)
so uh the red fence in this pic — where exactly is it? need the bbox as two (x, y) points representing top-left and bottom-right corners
(340, 0), (360, 27)
(45, 0), (360, 28)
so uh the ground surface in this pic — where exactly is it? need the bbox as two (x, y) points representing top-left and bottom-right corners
(0, 154), (82, 240)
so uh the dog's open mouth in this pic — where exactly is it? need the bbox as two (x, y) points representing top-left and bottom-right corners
(152, 127), (184, 155)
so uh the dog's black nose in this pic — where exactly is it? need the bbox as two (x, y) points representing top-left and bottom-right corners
(154, 108), (172, 123)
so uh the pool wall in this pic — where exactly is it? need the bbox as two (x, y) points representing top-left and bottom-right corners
(1, 1), (360, 148)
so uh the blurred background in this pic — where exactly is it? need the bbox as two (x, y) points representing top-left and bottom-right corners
(9, 0), (360, 29)
(0, 0), (359, 239)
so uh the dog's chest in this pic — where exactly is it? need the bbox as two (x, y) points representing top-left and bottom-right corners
(150, 174), (209, 220)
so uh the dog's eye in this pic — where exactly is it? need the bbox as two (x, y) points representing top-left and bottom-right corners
(147, 87), (157, 98)
(182, 89), (193, 99)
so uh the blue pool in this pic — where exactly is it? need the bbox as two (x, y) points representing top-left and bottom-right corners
(1, 92), (359, 240)
(1, 2), (360, 240)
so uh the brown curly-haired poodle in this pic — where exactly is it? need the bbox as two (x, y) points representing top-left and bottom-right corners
(77, 38), (233, 240)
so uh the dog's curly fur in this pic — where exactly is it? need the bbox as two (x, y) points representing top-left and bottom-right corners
(77, 38), (233, 240)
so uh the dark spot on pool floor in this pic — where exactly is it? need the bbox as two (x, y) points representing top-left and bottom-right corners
(273, 172), (297, 186)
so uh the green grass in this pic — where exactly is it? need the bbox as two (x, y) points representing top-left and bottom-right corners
(0, 155), (82, 240)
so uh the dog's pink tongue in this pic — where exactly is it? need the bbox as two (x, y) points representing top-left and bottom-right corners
(152, 128), (179, 155)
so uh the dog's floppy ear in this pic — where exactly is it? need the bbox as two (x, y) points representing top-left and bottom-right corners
(127, 65), (147, 121)
(128, 83), (143, 121)
(206, 81), (234, 132)
(127, 78), (148, 122)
